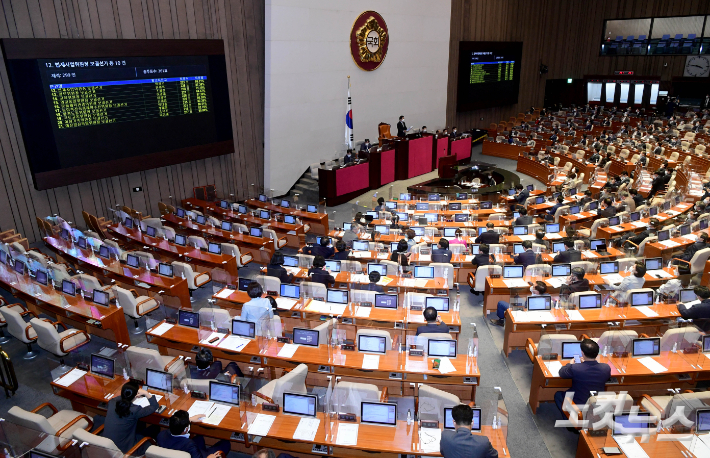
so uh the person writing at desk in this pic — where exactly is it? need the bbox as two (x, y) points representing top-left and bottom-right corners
(555, 339), (611, 421)
(104, 381), (160, 454)
(157, 410), (231, 458)
(490, 281), (546, 327)
(308, 255), (335, 287)
(266, 252), (294, 284)
(416, 306), (450, 335)
(241, 282), (273, 332)
(440, 404), (498, 458)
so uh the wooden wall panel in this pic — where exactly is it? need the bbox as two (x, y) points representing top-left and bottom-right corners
(447, 0), (710, 129)
(0, 0), (264, 243)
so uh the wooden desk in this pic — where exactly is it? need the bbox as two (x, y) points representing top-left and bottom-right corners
(576, 430), (690, 458)
(529, 351), (701, 413)
(0, 264), (130, 345)
(44, 236), (191, 309)
(481, 141), (522, 160)
(52, 371), (507, 457)
(396, 135), (434, 180)
(595, 202), (694, 240)
(244, 198), (330, 235)
(319, 162), (371, 206)
(108, 224), (240, 277)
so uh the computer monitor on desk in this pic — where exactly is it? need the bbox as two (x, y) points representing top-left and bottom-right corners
(527, 295), (551, 311)
(561, 342), (582, 359)
(158, 263), (173, 278)
(680, 288), (697, 304)
(326, 289), (348, 304)
(353, 241), (369, 252)
(645, 257), (662, 271)
(426, 296), (449, 312)
(283, 255), (299, 267)
(90, 354), (115, 379)
(599, 261), (618, 274)
(578, 294), (602, 309)
(62, 279), (76, 296)
(283, 393), (317, 417)
(630, 291), (653, 307)
(513, 244), (525, 255)
(145, 368), (172, 392)
(93, 289), (109, 306)
(250, 227), (263, 238)
(210, 381), (240, 406)
(358, 334), (387, 354)
(552, 242), (566, 253)
(293, 328), (319, 346)
(545, 223), (560, 233)
(513, 226), (528, 235)
(324, 260), (341, 272)
(178, 310), (199, 328)
(503, 265), (524, 278)
(612, 412), (651, 437)
(632, 338), (660, 357)
(232, 320), (256, 338)
(361, 402), (397, 426)
(427, 339), (456, 357)
(444, 407), (481, 431)
(414, 266), (434, 279)
(34, 269), (48, 286)
(552, 264), (571, 277)
(375, 294), (397, 309)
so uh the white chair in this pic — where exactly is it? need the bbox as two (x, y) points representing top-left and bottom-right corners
(296, 254), (315, 268)
(74, 428), (156, 456)
(172, 262), (211, 298)
(674, 248), (710, 276)
(0, 304), (38, 358)
(471, 265), (501, 294)
(125, 345), (186, 380)
(114, 286), (159, 334)
(356, 329), (392, 353)
(553, 206), (570, 223)
(380, 260), (399, 276)
(616, 258), (637, 272)
(570, 261), (594, 273)
(415, 333), (454, 353)
(641, 391), (710, 422)
(220, 243), (253, 267)
(592, 330), (638, 349)
(257, 275), (281, 295)
(523, 264), (550, 277)
(198, 308), (231, 331)
(70, 274), (115, 300)
(48, 263), (73, 287)
(430, 262), (454, 288)
(30, 318), (90, 370)
(332, 381), (385, 414)
(577, 218), (608, 239)
(567, 392), (633, 429)
(8, 404), (93, 450)
(660, 327), (701, 352)
(263, 228), (287, 250)
(102, 240), (126, 260)
(255, 363), (308, 405)
(340, 260), (362, 272)
(569, 291), (602, 308)
(187, 235), (208, 249)
(300, 281), (327, 300)
(418, 384), (461, 424)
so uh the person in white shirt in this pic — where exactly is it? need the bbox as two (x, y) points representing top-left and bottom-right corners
(607, 263), (646, 303)
(240, 281), (273, 334)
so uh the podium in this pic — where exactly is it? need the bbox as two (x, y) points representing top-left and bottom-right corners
(318, 162), (370, 206)
(434, 135), (449, 169)
(450, 136), (472, 161)
(369, 147), (396, 189)
(395, 134), (434, 180)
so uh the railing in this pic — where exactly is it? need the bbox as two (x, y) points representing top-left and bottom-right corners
(0, 346), (18, 398)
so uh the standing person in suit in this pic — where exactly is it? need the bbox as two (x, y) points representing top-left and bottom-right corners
(360, 139), (372, 151)
(397, 116), (407, 137)
(566, 267), (590, 292)
(475, 223), (500, 244)
(514, 240), (538, 269)
(490, 281), (547, 327)
(555, 339), (611, 417)
(432, 238), (453, 263)
(515, 208), (534, 226)
(416, 307), (451, 335)
(553, 240), (581, 263)
(440, 405), (498, 458)
(157, 410), (231, 458)
(266, 252), (294, 284)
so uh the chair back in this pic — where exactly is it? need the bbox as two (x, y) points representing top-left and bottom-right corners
(524, 264), (550, 277)
(688, 248), (710, 275)
(418, 384), (461, 424)
(300, 281), (327, 299)
(7, 406), (55, 434)
(257, 275), (281, 295)
(660, 327), (701, 352)
(415, 333), (454, 352)
(172, 262), (198, 289)
(536, 334), (578, 356)
(114, 286), (139, 318)
(73, 428), (121, 452)
(356, 328), (392, 352)
(333, 381), (382, 414)
(187, 236), (208, 249)
(29, 318), (61, 355)
(430, 263), (454, 287)
(474, 265), (501, 291)
(269, 364), (309, 405)
(145, 446), (191, 458)
(595, 330), (638, 349)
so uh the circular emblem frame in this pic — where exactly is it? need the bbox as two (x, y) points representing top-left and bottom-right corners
(350, 11), (389, 71)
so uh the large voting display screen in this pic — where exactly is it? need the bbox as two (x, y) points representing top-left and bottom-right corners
(456, 41), (523, 112)
(1, 39), (233, 190)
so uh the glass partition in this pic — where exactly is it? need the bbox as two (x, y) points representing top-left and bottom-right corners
(588, 83), (602, 103)
(651, 16), (705, 39)
(0, 419), (84, 457)
(619, 83), (630, 104)
(633, 84), (644, 104)
(605, 83), (617, 103)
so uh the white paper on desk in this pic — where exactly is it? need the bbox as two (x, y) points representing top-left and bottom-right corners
(418, 255), (432, 262)
(635, 306), (659, 317)
(335, 423), (359, 446)
(247, 413), (276, 436)
(187, 400), (215, 418)
(533, 311), (555, 322)
(55, 369), (87, 387)
(350, 274), (369, 284)
(695, 433), (710, 456)
(377, 276), (394, 286)
(377, 253), (388, 260)
(151, 323), (174, 336)
(275, 297), (297, 310)
(583, 250), (598, 258)
(603, 274), (624, 284)
(278, 343), (299, 358)
(402, 279), (416, 287)
(659, 240), (681, 248)
(306, 300), (347, 315)
(683, 234), (699, 242)
(200, 332), (226, 345)
(292, 417), (320, 442)
(414, 279), (429, 288)
(638, 356), (668, 374)
(214, 288), (233, 299)
(648, 269), (672, 278)
(355, 307), (371, 318)
(609, 226), (624, 232)
(438, 357), (457, 374)
(588, 210), (598, 215)
(631, 221), (648, 228)
(336, 231), (344, 238)
(511, 310), (529, 322)
(217, 335), (250, 352)
(362, 354), (380, 370)
(613, 436), (650, 458)
(503, 278), (528, 288)
(518, 234), (536, 241)
(464, 255), (474, 262)
(202, 405), (231, 426)
(360, 233), (371, 240)
(351, 251), (370, 258)
(566, 310), (585, 321)
(419, 428), (442, 453)
(544, 361), (562, 377)
(133, 395), (162, 407)
(546, 277), (567, 288)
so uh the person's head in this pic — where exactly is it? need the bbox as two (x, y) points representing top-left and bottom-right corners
(700, 233), (709, 243)
(335, 240), (347, 253)
(694, 285), (710, 300)
(455, 229), (463, 238)
(519, 208), (528, 216)
(196, 348), (214, 369)
(399, 115), (404, 121)
(580, 339), (599, 359)
(532, 281), (547, 295)
(116, 381), (140, 418)
(354, 212), (363, 222)
(345, 149), (352, 156)
(486, 222), (494, 230)
(480, 243), (490, 255)
(252, 451), (276, 458)
(621, 171), (628, 177)
(397, 239), (408, 253)
(312, 255), (325, 269)
(603, 197), (612, 207)
(566, 227), (577, 238)
(522, 240), (532, 250)
(571, 266), (585, 280)
(438, 238), (449, 250)
(423, 306), (438, 323)
(407, 229), (416, 240)
(630, 188), (638, 196)
(247, 281), (263, 299)
(320, 236), (330, 247)
(377, 197), (384, 206)
(355, 260), (379, 282)
(270, 251), (284, 266)
(535, 229), (545, 240)
(422, 126), (427, 132)
(451, 404), (474, 429)
(364, 138), (370, 144)
(564, 239), (575, 250)
(648, 218), (660, 230)
(453, 126), (457, 132)
(169, 410), (191, 436)
(633, 263), (646, 278)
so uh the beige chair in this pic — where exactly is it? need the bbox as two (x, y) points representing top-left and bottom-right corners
(471, 265), (501, 294)
(146, 446), (192, 458)
(577, 218), (607, 239)
(669, 151), (679, 161)
(300, 281), (327, 299)
(0, 304), (38, 359)
(263, 228), (287, 250)
(674, 247), (710, 277)
(8, 404), (93, 450)
(30, 317), (90, 369)
(256, 275), (281, 295)
(74, 427), (156, 456)
(570, 261), (594, 273)
(526, 334), (578, 362)
(553, 205), (569, 223)
(415, 332), (454, 352)
(255, 363), (308, 405)
(48, 263), (73, 287)
(0, 299), (19, 344)
(172, 262), (211, 297)
(102, 240), (126, 260)
(356, 329), (392, 353)
(418, 384), (461, 424)
(114, 286), (159, 333)
(660, 327), (701, 352)
(186, 235), (208, 249)
(641, 391), (710, 424)
(220, 243), (253, 267)
(592, 330), (638, 349)
(70, 274), (115, 300)
(333, 381), (386, 414)
(681, 141), (690, 152)
(430, 262), (454, 288)
(629, 154), (640, 164)
(379, 260), (399, 276)
(524, 264), (550, 277)
(125, 345), (186, 381)
(569, 291), (602, 309)
(616, 257), (638, 271)
(566, 392), (634, 430)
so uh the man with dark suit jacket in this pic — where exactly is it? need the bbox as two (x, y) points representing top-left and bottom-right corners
(546, 196), (566, 221)
(471, 244), (493, 269)
(450, 127), (461, 138)
(566, 267), (590, 292)
(440, 405), (498, 458)
(416, 307), (451, 336)
(648, 171), (665, 199)
(512, 184), (529, 210)
(360, 139), (372, 151)
(555, 339), (611, 416)
(333, 240), (350, 260)
(397, 116), (407, 137)
(157, 410), (232, 458)
(553, 240), (582, 263)
(266, 252), (295, 284)
(432, 238), (453, 263)
(599, 198), (617, 218)
(514, 240), (537, 269)
(303, 237), (335, 259)
(475, 223), (500, 245)
(343, 149), (355, 165)
(630, 189), (645, 208)
(678, 286), (710, 323)
(678, 233), (709, 262)
(515, 208), (534, 226)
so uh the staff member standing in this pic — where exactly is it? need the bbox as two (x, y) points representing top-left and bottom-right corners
(397, 116), (407, 137)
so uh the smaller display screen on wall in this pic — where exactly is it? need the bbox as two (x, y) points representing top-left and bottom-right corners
(456, 41), (523, 112)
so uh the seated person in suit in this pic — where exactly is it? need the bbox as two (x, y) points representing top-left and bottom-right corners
(647, 171), (665, 199)
(450, 127), (460, 138)
(191, 348), (242, 380)
(157, 410), (231, 458)
(450, 229), (467, 246)
(343, 149), (355, 165)
(622, 218), (659, 250)
(515, 208), (534, 226)
(358, 149), (370, 162)
(546, 196), (566, 221)
(471, 243), (492, 270)
(678, 286), (710, 322)
(333, 240), (350, 260)
(491, 281), (546, 327)
(566, 267), (590, 292)
(512, 184), (529, 210)
(440, 405), (498, 458)
(475, 222), (500, 244)
(308, 256), (335, 287)
(390, 240), (410, 270)
(534, 230), (550, 251)
(266, 252), (294, 284)
(554, 339), (611, 417)
(599, 197), (617, 218)
(374, 197), (385, 212)
(103, 382), (160, 454)
(360, 271), (384, 293)
(341, 223), (361, 248)
(416, 306), (450, 335)
(360, 139), (372, 151)
(432, 238), (453, 263)
(240, 282), (273, 330)
(303, 236), (335, 259)
(514, 240), (537, 269)
(676, 232), (709, 264)
(579, 190), (593, 207)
